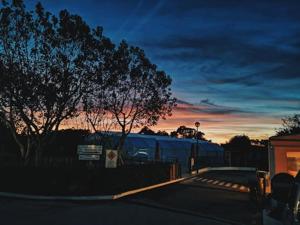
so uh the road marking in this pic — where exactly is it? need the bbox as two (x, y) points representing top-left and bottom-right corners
(202, 178), (208, 182)
(183, 179), (192, 183)
(212, 180), (219, 185)
(239, 186), (247, 191)
(196, 177), (203, 181)
(225, 183), (232, 187)
(218, 181), (225, 186)
(232, 184), (238, 189)
(207, 179), (214, 183)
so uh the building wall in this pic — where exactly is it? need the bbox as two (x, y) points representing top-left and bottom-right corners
(270, 137), (300, 178)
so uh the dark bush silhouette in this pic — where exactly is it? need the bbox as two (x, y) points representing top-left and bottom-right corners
(276, 114), (300, 136)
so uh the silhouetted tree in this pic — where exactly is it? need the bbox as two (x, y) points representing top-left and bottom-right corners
(229, 135), (251, 147)
(139, 127), (169, 136)
(0, 1), (176, 166)
(156, 130), (169, 136)
(227, 135), (251, 166)
(176, 126), (195, 138)
(276, 114), (300, 136)
(82, 28), (115, 134)
(170, 131), (178, 138)
(0, 1), (110, 163)
(174, 125), (206, 140)
(103, 41), (176, 152)
(139, 126), (156, 135)
(195, 130), (206, 140)
(223, 135), (268, 168)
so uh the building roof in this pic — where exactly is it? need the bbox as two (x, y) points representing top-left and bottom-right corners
(126, 133), (208, 144)
(88, 132), (223, 152)
(270, 134), (300, 141)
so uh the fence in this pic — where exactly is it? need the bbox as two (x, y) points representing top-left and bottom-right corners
(0, 160), (181, 196)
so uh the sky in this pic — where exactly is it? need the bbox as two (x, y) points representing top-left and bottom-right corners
(26, 0), (300, 143)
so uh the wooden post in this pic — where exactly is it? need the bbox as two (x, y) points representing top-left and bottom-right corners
(170, 164), (176, 180)
(189, 144), (196, 173)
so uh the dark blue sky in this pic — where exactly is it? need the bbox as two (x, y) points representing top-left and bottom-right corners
(27, 0), (300, 142)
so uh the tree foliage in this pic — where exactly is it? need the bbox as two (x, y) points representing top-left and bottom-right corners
(171, 125), (206, 140)
(86, 40), (176, 150)
(276, 114), (300, 136)
(138, 126), (170, 136)
(139, 126), (156, 135)
(0, 1), (176, 164)
(228, 135), (251, 152)
(0, 0), (111, 162)
(156, 130), (169, 136)
(170, 131), (178, 138)
(82, 25), (115, 134)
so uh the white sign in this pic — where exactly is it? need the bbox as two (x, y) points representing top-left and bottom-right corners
(190, 158), (194, 167)
(105, 150), (118, 168)
(77, 145), (102, 154)
(78, 154), (100, 160)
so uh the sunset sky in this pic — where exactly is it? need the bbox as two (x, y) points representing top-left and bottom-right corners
(27, 0), (300, 143)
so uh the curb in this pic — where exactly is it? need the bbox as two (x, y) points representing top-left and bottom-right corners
(113, 178), (185, 199)
(196, 167), (256, 173)
(0, 177), (187, 201)
(0, 192), (114, 201)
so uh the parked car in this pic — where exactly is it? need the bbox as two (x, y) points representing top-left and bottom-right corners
(132, 151), (149, 162)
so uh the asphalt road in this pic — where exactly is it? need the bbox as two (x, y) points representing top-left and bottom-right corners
(0, 198), (233, 225)
(0, 171), (260, 225)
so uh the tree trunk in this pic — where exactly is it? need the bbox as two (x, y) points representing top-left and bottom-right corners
(117, 133), (127, 165)
(8, 126), (28, 166)
(117, 134), (126, 151)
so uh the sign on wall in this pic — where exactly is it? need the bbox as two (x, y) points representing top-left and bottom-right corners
(77, 145), (102, 154)
(77, 145), (102, 161)
(105, 150), (118, 168)
(79, 154), (100, 161)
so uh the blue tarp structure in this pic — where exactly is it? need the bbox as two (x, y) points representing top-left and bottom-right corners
(87, 133), (224, 171)
(125, 134), (224, 170)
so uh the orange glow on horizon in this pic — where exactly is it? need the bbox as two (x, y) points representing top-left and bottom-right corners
(143, 102), (280, 144)
(60, 101), (281, 144)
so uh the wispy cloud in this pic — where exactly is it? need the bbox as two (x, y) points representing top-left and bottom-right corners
(30, 0), (300, 142)
(114, 0), (145, 37)
(150, 99), (280, 143)
(126, 0), (166, 39)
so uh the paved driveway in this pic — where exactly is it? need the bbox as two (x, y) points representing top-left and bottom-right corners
(128, 170), (260, 225)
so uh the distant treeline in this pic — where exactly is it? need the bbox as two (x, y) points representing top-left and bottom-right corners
(222, 135), (268, 170)
(139, 125), (208, 141)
